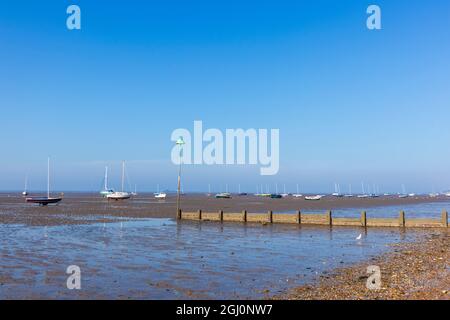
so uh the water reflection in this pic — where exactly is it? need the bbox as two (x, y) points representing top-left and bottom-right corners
(0, 217), (430, 299)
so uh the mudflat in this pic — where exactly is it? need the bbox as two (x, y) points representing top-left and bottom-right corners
(0, 193), (448, 226)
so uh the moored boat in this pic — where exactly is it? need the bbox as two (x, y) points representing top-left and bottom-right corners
(106, 161), (131, 201)
(26, 158), (62, 206)
(305, 195), (323, 201)
(215, 192), (231, 199)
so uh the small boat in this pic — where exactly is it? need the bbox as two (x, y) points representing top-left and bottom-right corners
(280, 185), (289, 197)
(259, 193), (272, 197)
(408, 193), (416, 197)
(26, 158), (62, 206)
(398, 194), (408, 198)
(107, 191), (131, 200)
(445, 191), (450, 197)
(26, 197), (63, 205)
(357, 183), (369, 198)
(331, 183), (343, 197)
(100, 166), (115, 197)
(292, 184), (302, 197)
(305, 195), (323, 201)
(154, 192), (167, 199)
(429, 193), (439, 198)
(270, 194), (282, 199)
(22, 176), (28, 196)
(215, 192), (231, 199)
(106, 161), (131, 200)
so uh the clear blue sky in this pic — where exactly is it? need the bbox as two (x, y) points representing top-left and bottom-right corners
(1, 0), (449, 193)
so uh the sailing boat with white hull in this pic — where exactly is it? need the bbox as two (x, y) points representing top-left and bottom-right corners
(106, 161), (131, 200)
(100, 166), (115, 197)
(26, 158), (62, 205)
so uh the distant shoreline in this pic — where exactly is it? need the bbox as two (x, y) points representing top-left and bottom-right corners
(0, 193), (448, 226)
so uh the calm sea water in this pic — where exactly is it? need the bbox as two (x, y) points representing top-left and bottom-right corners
(0, 201), (448, 299)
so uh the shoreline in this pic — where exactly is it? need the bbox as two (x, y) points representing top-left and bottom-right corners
(278, 229), (449, 300)
(0, 193), (448, 226)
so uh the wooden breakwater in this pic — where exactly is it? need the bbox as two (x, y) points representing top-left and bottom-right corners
(177, 209), (449, 228)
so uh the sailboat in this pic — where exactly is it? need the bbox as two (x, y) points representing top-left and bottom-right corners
(100, 166), (115, 197)
(292, 184), (302, 198)
(280, 184), (289, 197)
(305, 195), (323, 201)
(26, 158), (62, 205)
(238, 184), (247, 196)
(344, 184), (354, 197)
(106, 161), (131, 200)
(398, 184), (408, 198)
(22, 176), (28, 196)
(131, 185), (138, 196)
(154, 184), (166, 199)
(357, 182), (369, 198)
(332, 183), (343, 197)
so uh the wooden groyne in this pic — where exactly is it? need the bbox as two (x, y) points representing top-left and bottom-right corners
(177, 209), (449, 228)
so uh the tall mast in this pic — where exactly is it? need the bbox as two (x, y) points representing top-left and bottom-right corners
(104, 166), (108, 190)
(47, 157), (50, 198)
(121, 161), (125, 192)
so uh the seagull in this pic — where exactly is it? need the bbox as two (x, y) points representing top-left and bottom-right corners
(356, 233), (362, 240)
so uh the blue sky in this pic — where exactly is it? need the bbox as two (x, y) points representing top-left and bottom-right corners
(0, 0), (449, 193)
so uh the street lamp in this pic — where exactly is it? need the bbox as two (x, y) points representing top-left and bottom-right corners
(175, 137), (185, 219)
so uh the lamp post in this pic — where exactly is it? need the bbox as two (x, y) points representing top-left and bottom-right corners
(176, 137), (185, 219)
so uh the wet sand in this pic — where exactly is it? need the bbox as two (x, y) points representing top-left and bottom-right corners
(0, 193), (448, 226)
(280, 230), (449, 300)
(0, 193), (448, 299)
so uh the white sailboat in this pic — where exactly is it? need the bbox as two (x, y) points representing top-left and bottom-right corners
(100, 166), (115, 197)
(344, 184), (354, 197)
(305, 195), (323, 201)
(398, 184), (408, 198)
(357, 182), (369, 198)
(154, 184), (166, 199)
(332, 183), (343, 197)
(106, 161), (131, 200)
(22, 175), (28, 196)
(280, 184), (289, 197)
(292, 184), (302, 198)
(26, 158), (62, 205)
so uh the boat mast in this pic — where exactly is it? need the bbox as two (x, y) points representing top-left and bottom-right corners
(104, 166), (108, 190)
(121, 161), (125, 192)
(47, 157), (50, 198)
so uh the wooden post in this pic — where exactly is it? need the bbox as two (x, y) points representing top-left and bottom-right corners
(361, 211), (367, 227)
(242, 210), (247, 222)
(177, 209), (182, 220)
(442, 210), (448, 228)
(198, 209), (202, 220)
(296, 210), (302, 224)
(219, 210), (223, 222)
(268, 210), (273, 223)
(399, 210), (405, 227)
(326, 210), (332, 225)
